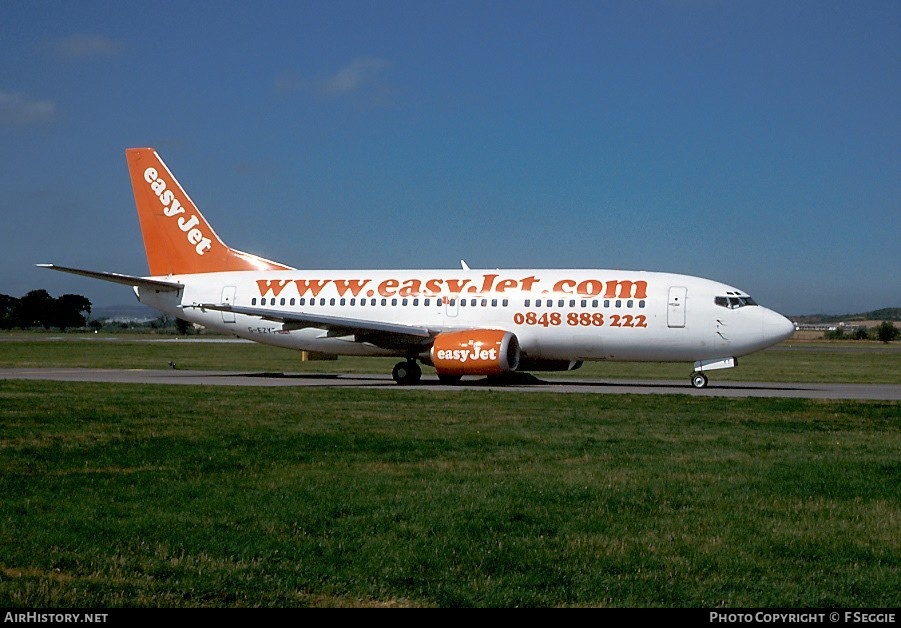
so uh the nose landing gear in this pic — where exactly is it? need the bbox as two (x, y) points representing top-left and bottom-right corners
(690, 371), (709, 389)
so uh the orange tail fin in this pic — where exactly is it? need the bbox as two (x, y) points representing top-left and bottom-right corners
(126, 148), (293, 275)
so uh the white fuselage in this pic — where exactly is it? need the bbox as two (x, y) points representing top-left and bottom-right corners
(137, 268), (795, 365)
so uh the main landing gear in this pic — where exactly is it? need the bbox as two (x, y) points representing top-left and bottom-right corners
(392, 360), (422, 385)
(390, 360), (462, 385)
(690, 371), (709, 389)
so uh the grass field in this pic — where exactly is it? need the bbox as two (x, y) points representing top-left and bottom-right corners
(1, 333), (900, 384)
(0, 336), (898, 607)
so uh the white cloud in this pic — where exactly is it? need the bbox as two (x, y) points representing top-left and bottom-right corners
(320, 57), (390, 96)
(55, 34), (123, 60)
(0, 91), (56, 126)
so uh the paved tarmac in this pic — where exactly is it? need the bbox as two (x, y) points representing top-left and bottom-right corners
(1, 368), (898, 400)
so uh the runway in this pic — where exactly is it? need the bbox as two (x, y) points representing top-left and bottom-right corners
(1, 368), (898, 400)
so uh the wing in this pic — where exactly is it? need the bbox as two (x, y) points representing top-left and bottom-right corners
(186, 302), (435, 350)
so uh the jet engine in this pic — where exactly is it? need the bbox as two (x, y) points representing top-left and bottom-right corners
(429, 329), (520, 377)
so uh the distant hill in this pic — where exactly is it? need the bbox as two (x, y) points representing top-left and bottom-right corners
(790, 308), (901, 324)
(91, 304), (161, 323)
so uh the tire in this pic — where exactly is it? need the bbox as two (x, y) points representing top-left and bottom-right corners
(392, 361), (421, 385)
(690, 372), (708, 389)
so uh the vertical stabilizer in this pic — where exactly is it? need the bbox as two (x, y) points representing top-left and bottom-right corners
(126, 148), (293, 275)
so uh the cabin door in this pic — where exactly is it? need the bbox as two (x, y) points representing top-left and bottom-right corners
(667, 286), (687, 328)
(221, 286), (236, 323)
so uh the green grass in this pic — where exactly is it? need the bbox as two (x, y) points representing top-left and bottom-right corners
(0, 381), (898, 607)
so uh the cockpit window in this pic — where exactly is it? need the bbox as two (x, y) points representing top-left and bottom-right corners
(715, 294), (758, 309)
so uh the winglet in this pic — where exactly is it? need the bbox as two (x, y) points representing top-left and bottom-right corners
(126, 148), (293, 276)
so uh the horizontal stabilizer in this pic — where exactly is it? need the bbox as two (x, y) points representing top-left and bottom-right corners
(36, 264), (184, 292)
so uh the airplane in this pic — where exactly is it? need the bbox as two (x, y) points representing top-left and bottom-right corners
(40, 148), (796, 388)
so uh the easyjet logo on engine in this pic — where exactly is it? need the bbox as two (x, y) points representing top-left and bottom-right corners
(435, 340), (498, 364)
(143, 167), (213, 256)
(431, 329), (518, 377)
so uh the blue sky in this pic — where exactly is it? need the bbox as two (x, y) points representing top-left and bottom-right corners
(1, 0), (898, 316)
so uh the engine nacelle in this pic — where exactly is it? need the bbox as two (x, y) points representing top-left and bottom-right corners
(430, 330), (520, 377)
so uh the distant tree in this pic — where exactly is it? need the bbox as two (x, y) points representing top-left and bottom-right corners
(876, 321), (899, 343)
(15, 289), (55, 329)
(853, 327), (870, 340)
(6, 290), (92, 330)
(53, 293), (92, 331)
(0, 293), (18, 330)
(825, 327), (844, 340)
(175, 317), (193, 335)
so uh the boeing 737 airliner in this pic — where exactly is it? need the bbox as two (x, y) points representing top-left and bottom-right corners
(41, 148), (796, 387)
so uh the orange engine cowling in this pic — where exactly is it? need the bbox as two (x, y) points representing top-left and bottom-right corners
(430, 330), (520, 377)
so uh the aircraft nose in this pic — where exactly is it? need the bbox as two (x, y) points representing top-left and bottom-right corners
(762, 308), (796, 345)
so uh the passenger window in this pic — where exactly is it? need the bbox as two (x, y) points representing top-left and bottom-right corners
(492, 299), (498, 307)
(502, 299), (508, 307)
(252, 298), (257, 305)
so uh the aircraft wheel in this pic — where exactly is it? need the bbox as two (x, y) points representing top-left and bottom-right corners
(690, 372), (708, 389)
(392, 360), (422, 385)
